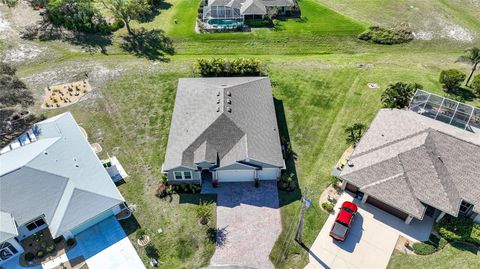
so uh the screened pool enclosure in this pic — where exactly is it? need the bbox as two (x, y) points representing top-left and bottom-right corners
(409, 89), (480, 133)
(203, 6), (243, 22)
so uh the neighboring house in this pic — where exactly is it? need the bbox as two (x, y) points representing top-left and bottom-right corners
(202, 0), (295, 24)
(0, 113), (125, 265)
(162, 77), (284, 184)
(338, 109), (480, 225)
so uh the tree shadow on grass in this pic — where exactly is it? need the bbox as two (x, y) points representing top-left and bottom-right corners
(450, 241), (479, 255)
(138, 1), (173, 23)
(274, 98), (302, 207)
(121, 27), (174, 61)
(22, 23), (112, 54)
(446, 87), (476, 102)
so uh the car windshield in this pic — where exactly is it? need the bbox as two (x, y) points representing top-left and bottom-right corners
(342, 207), (354, 214)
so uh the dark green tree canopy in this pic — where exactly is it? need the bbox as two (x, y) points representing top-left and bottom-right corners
(381, 82), (421, 109)
(439, 69), (466, 92)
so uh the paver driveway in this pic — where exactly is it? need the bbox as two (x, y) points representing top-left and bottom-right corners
(204, 181), (281, 269)
(305, 192), (433, 269)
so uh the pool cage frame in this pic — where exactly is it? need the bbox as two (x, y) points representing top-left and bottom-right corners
(202, 5), (244, 23)
(409, 89), (480, 133)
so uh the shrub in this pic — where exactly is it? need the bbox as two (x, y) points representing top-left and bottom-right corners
(471, 74), (480, 95)
(195, 58), (264, 77)
(436, 215), (480, 245)
(322, 202), (334, 213)
(136, 228), (147, 240)
(36, 250), (45, 258)
(358, 25), (413, 45)
(66, 238), (75, 247)
(245, 19), (273, 28)
(412, 242), (437, 255)
(46, 244), (56, 253)
(0, 62), (16, 76)
(25, 252), (35, 262)
(381, 82), (422, 109)
(439, 69), (466, 92)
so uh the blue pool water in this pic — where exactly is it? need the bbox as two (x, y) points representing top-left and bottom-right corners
(208, 19), (243, 28)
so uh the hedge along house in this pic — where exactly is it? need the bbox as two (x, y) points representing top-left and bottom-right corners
(202, 0), (295, 28)
(338, 109), (480, 225)
(162, 77), (285, 184)
(0, 113), (125, 265)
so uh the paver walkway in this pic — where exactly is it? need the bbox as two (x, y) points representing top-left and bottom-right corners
(203, 181), (281, 269)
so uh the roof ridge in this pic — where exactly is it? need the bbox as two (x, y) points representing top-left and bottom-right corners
(352, 129), (429, 159)
(359, 172), (403, 190)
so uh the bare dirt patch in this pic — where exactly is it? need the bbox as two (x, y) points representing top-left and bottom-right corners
(42, 80), (92, 109)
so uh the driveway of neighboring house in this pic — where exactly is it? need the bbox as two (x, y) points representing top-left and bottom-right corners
(203, 181), (281, 269)
(304, 192), (434, 269)
(66, 216), (145, 269)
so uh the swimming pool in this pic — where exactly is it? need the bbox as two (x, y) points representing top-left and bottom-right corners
(207, 19), (243, 28)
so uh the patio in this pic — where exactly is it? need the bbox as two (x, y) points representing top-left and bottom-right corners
(18, 228), (75, 268)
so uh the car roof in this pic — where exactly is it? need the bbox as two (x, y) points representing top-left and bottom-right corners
(342, 201), (358, 212)
(336, 209), (353, 224)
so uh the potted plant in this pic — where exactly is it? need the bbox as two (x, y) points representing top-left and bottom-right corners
(254, 178), (259, 188)
(136, 228), (150, 246)
(212, 179), (219, 188)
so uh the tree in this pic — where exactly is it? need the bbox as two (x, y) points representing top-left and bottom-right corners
(471, 74), (480, 95)
(456, 47), (480, 86)
(439, 69), (466, 92)
(345, 123), (366, 147)
(1, 0), (18, 7)
(101, 0), (151, 36)
(381, 82), (421, 109)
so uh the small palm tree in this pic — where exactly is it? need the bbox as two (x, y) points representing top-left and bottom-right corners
(456, 47), (480, 86)
(195, 200), (213, 225)
(345, 123), (366, 147)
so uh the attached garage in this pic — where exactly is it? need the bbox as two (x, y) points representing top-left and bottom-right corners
(257, 168), (280, 180)
(217, 170), (255, 182)
(366, 195), (408, 221)
(345, 183), (359, 193)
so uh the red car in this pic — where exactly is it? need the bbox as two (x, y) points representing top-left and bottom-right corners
(329, 201), (358, 242)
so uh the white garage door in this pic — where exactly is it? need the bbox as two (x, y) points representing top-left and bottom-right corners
(217, 170), (255, 182)
(257, 168), (279, 180)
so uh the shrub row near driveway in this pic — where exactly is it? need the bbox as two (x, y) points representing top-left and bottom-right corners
(195, 58), (264, 77)
(435, 215), (480, 246)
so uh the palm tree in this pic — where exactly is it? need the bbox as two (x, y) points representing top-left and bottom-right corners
(456, 47), (480, 86)
(345, 123), (366, 147)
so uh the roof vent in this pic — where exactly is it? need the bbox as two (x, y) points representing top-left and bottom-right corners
(227, 107), (232, 113)
(226, 91), (231, 96)
(217, 91), (220, 96)
(43, 151), (48, 155)
(216, 106), (220, 112)
(227, 99), (232, 104)
(217, 99), (220, 104)
(75, 164), (79, 168)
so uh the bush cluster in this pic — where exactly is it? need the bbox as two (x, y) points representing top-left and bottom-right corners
(321, 202), (334, 213)
(435, 215), (480, 245)
(439, 69), (466, 92)
(381, 82), (422, 109)
(358, 25), (413, 45)
(471, 74), (480, 95)
(47, 0), (124, 34)
(171, 183), (201, 194)
(412, 242), (437, 255)
(245, 19), (273, 28)
(195, 58), (264, 77)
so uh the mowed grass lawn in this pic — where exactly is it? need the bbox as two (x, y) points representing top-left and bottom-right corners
(11, 0), (480, 268)
(388, 243), (480, 269)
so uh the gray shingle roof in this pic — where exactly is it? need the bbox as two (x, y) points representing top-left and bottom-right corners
(240, 0), (267, 15)
(341, 109), (480, 219)
(163, 77), (283, 171)
(207, 0), (293, 15)
(0, 211), (18, 242)
(0, 113), (124, 239)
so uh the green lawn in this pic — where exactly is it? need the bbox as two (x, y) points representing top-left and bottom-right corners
(4, 0), (480, 268)
(388, 243), (480, 269)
